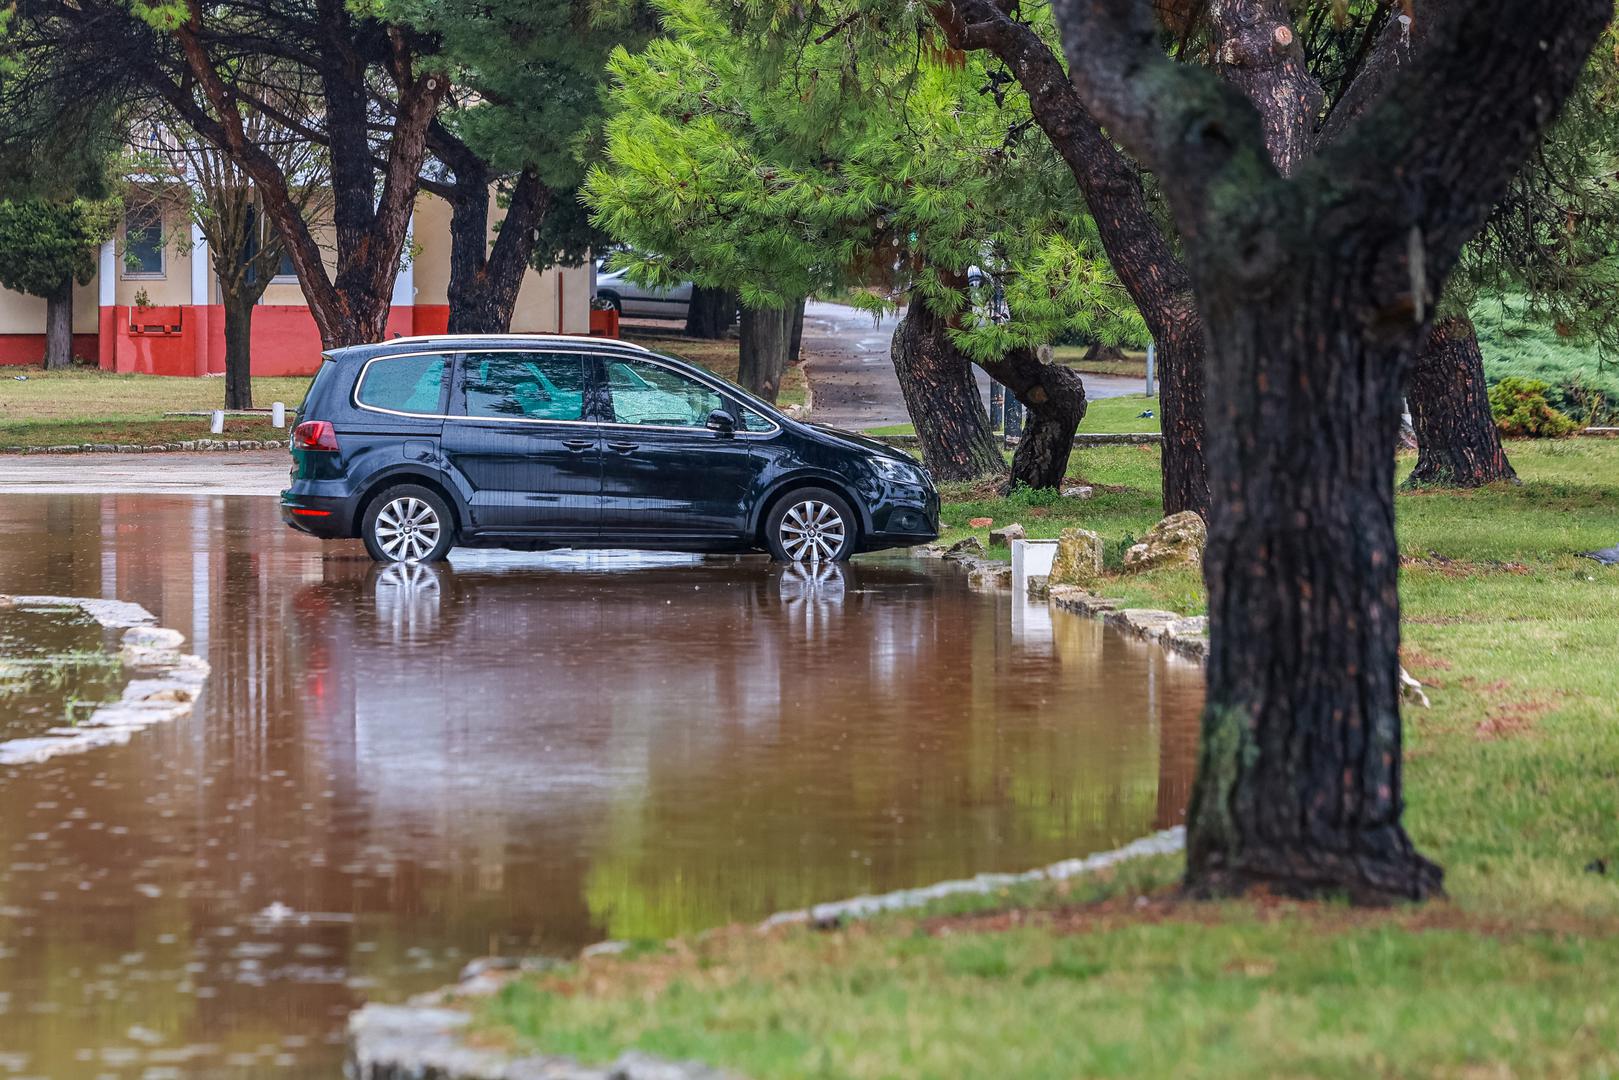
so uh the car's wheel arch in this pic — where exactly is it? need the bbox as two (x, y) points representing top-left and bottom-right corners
(752, 474), (870, 547)
(353, 468), (467, 538)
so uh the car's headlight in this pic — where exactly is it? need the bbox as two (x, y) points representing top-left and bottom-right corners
(873, 457), (927, 487)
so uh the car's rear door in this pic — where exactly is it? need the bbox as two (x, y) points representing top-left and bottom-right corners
(441, 350), (603, 542)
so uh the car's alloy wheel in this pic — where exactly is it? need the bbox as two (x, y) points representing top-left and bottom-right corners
(767, 488), (855, 562)
(363, 485), (454, 564)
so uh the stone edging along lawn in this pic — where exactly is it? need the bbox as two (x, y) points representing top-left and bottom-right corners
(345, 554), (1202, 1080)
(0, 594), (210, 766)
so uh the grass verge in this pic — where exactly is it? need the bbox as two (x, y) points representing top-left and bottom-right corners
(474, 437), (1619, 1077)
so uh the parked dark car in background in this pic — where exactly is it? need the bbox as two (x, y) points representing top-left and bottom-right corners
(281, 335), (939, 563)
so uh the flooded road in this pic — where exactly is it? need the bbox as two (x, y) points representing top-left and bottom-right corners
(0, 494), (1203, 1078)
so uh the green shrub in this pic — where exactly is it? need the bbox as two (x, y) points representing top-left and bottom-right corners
(1489, 377), (1580, 437)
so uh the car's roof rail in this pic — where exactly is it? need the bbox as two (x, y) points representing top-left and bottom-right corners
(367, 333), (652, 353)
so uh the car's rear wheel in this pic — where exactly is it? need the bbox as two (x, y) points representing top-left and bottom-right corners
(362, 485), (455, 564)
(765, 487), (856, 562)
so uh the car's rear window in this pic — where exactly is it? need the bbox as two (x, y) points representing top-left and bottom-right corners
(355, 353), (450, 416)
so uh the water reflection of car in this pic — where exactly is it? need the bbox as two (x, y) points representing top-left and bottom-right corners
(280, 334), (939, 564)
(594, 261), (693, 319)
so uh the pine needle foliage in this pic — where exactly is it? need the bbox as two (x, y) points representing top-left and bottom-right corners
(584, 0), (1149, 359)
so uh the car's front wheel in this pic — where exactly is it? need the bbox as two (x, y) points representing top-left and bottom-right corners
(362, 485), (455, 564)
(765, 487), (856, 562)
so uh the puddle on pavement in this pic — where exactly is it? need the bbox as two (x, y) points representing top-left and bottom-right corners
(0, 604), (126, 744)
(0, 494), (1204, 1079)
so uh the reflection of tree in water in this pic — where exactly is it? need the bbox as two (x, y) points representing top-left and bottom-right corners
(577, 564), (1200, 941)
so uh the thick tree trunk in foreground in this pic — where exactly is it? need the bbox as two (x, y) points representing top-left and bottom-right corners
(979, 345), (1088, 490)
(43, 276), (73, 370)
(890, 304), (1003, 482)
(1185, 269), (1443, 902)
(685, 286), (737, 338)
(1047, 0), (1605, 907)
(222, 292), (255, 411)
(738, 304), (793, 403)
(1406, 317), (1515, 488)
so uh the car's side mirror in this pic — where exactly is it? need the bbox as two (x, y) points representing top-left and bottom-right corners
(705, 409), (736, 435)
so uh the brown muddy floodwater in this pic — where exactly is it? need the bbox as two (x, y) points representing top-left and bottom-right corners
(0, 493), (1203, 1079)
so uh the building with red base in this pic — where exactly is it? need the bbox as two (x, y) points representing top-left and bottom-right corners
(0, 192), (594, 376)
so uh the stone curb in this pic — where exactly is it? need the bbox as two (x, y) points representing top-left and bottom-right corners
(0, 594), (211, 767)
(0, 439), (286, 455)
(1043, 584), (1209, 665)
(348, 1007), (739, 1080)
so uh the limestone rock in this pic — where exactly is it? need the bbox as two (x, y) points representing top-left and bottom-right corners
(989, 523), (1026, 545)
(1123, 511), (1206, 573)
(944, 535), (984, 559)
(1061, 485), (1095, 500)
(1048, 528), (1104, 587)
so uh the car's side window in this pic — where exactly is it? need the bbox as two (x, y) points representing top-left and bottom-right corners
(738, 406), (776, 433)
(356, 353), (451, 415)
(604, 357), (726, 428)
(460, 352), (588, 422)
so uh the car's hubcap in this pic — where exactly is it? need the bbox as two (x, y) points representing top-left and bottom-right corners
(779, 500), (846, 562)
(374, 497), (441, 562)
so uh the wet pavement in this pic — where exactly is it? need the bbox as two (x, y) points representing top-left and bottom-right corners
(0, 494), (1203, 1078)
(800, 302), (1143, 429)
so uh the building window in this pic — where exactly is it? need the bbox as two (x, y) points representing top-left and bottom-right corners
(274, 249), (298, 282)
(123, 207), (165, 277)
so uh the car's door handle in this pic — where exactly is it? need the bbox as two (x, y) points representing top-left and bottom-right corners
(607, 441), (639, 453)
(562, 439), (594, 452)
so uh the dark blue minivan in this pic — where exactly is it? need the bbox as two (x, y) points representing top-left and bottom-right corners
(281, 335), (939, 563)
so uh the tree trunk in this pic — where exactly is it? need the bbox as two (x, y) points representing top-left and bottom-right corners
(788, 297), (806, 361)
(978, 345), (1088, 489)
(685, 287), (737, 338)
(1158, 315), (1211, 518)
(889, 303), (1003, 482)
(1406, 316), (1515, 488)
(222, 291), (255, 411)
(43, 276), (73, 371)
(1184, 266), (1443, 904)
(738, 304), (793, 403)
(445, 167), (550, 334)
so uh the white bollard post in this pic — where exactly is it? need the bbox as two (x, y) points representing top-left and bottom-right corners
(210, 410), (224, 435)
(271, 401), (286, 428)
(1145, 343), (1157, 398)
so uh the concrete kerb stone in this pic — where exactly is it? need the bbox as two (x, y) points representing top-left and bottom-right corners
(0, 594), (211, 767)
(1044, 584), (1210, 664)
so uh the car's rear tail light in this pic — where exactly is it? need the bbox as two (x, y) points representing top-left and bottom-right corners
(292, 420), (339, 452)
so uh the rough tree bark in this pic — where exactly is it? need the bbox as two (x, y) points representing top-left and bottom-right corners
(943, 0), (1209, 517)
(788, 297), (806, 361)
(222, 291), (255, 410)
(889, 303), (1003, 482)
(43, 276), (73, 370)
(979, 345), (1089, 489)
(685, 286), (738, 338)
(1407, 316), (1516, 487)
(1048, 0), (1606, 902)
(738, 304), (794, 403)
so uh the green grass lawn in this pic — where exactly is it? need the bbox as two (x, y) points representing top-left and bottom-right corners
(472, 436), (1619, 1078)
(0, 366), (312, 448)
(867, 393), (1161, 438)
